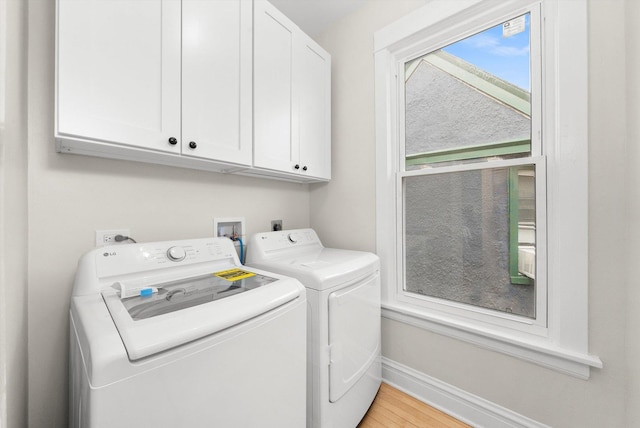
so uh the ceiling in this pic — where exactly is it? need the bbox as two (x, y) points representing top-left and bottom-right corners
(268, 0), (367, 38)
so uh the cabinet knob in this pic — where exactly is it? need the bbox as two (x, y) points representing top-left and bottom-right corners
(302, 166), (308, 171)
(189, 141), (197, 149)
(168, 137), (178, 145)
(294, 164), (300, 170)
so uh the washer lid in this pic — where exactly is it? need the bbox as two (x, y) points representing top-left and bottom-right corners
(102, 269), (303, 360)
(249, 248), (379, 291)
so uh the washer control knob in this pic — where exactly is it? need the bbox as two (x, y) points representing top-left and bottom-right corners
(167, 246), (186, 262)
(287, 233), (298, 243)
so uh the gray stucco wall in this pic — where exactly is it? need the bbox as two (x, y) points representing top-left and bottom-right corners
(405, 167), (535, 317)
(405, 60), (530, 156)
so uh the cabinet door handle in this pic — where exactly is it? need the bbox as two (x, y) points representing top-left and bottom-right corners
(294, 164), (300, 170)
(168, 137), (178, 145)
(302, 166), (308, 171)
(189, 141), (197, 149)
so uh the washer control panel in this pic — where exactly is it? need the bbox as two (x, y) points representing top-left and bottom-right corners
(95, 237), (237, 279)
(167, 246), (187, 262)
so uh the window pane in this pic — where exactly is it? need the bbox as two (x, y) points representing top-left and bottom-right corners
(405, 14), (531, 168)
(404, 165), (536, 317)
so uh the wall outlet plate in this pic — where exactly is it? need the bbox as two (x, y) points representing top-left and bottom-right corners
(95, 229), (130, 246)
(271, 220), (283, 231)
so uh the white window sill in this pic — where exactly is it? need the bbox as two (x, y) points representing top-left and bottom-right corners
(382, 302), (602, 379)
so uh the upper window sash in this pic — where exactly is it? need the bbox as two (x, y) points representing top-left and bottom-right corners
(397, 4), (542, 173)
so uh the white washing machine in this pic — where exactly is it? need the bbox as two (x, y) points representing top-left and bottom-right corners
(69, 237), (307, 428)
(246, 229), (381, 428)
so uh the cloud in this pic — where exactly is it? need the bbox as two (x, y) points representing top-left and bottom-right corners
(464, 33), (500, 49)
(459, 33), (530, 57)
(491, 45), (530, 57)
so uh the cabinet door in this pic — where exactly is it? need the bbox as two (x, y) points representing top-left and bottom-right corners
(253, 0), (297, 173)
(296, 34), (331, 180)
(56, 0), (181, 153)
(181, 0), (252, 166)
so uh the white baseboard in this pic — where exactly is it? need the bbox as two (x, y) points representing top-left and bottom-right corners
(382, 357), (550, 428)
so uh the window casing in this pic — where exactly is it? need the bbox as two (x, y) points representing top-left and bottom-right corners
(374, 0), (602, 377)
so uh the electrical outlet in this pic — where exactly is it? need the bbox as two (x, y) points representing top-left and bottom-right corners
(271, 220), (283, 231)
(96, 229), (130, 246)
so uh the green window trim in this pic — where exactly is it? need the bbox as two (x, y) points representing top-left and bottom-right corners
(508, 167), (534, 286)
(405, 138), (531, 167)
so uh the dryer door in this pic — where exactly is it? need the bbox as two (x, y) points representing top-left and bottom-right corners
(328, 272), (380, 403)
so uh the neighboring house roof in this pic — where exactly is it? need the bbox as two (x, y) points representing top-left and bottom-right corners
(404, 49), (531, 159)
(405, 50), (531, 116)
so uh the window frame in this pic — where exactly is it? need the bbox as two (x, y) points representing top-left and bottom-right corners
(374, 0), (602, 378)
(398, 7), (543, 325)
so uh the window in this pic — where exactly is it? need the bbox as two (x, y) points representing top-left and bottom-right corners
(403, 14), (538, 318)
(374, 0), (601, 377)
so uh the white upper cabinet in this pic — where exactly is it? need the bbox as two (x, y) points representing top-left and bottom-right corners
(56, 0), (182, 154)
(296, 33), (331, 180)
(56, 0), (330, 182)
(253, 0), (331, 181)
(253, 1), (295, 174)
(181, 0), (252, 165)
(56, 0), (252, 169)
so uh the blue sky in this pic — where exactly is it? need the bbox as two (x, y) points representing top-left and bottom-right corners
(443, 14), (530, 91)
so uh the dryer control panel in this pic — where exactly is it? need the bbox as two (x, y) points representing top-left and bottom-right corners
(248, 229), (322, 258)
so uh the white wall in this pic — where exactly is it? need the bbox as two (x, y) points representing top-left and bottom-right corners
(626, 0), (640, 425)
(310, 0), (428, 252)
(0, 0), (28, 426)
(23, 1), (311, 426)
(313, 0), (631, 426)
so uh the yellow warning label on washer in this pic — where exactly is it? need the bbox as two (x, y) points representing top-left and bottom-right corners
(214, 268), (256, 282)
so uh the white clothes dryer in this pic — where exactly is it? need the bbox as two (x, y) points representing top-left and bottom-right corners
(69, 237), (307, 428)
(246, 229), (381, 428)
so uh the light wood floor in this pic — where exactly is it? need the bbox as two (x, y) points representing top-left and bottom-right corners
(357, 383), (471, 428)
